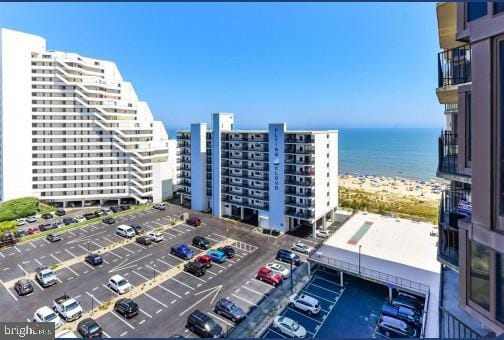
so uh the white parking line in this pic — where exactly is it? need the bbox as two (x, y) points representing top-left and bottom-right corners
(109, 251), (123, 259)
(83, 261), (96, 271)
(121, 246), (135, 255)
(120, 331), (127, 337)
(253, 278), (278, 289)
(264, 328), (286, 338)
(286, 307), (323, 324)
(181, 271), (206, 283)
(241, 285), (267, 297)
(302, 291), (336, 304)
(0, 280), (18, 301)
(65, 266), (80, 277)
(68, 231), (77, 237)
(144, 292), (168, 308)
(30, 243), (37, 249)
(308, 282), (340, 294)
(43, 238), (50, 244)
(157, 284), (182, 298)
(131, 242), (147, 250)
(14, 246), (21, 253)
(78, 244), (89, 253)
(208, 311), (234, 327)
(140, 309), (152, 318)
(170, 277), (195, 290)
(231, 294), (258, 307)
(0, 251), (4, 258)
(50, 254), (62, 263)
(17, 264), (28, 275)
(90, 240), (103, 249)
(156, 258), (173, 267)
(34, 258), (44, 267)
(65, 249), (77, 258)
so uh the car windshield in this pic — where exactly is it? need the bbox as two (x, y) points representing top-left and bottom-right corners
(228, 304), (238, 312)
(44, 313), (57, 322)
(399, 306), (414, 316)
(117, 279), (128, 286)
(205, 319), (218, 331)
(291, 321), (299, 331)
(65, 302), (79, 311)
(42, 272), (53, 279)
(88, 324), (101, 333)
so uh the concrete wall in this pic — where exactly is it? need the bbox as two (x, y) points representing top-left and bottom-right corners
(191, 123), (208, 211)
(268, 123), (286, 231)
(211, 113), (233, 216)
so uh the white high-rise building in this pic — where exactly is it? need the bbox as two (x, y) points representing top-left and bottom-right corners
(0, 28), (174, 206)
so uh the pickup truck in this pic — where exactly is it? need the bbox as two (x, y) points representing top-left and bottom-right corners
(35, 267), (57, 288)
(53, 294), (83, 321)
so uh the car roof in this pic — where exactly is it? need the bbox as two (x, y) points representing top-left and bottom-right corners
(17, 279), (32, 286)
(110, 274), (125, 281)
(381, 315), (407, 328)
(37, 306), (55, 315)
(298, 294), (318, 304)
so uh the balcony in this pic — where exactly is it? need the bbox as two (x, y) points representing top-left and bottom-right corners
(437, 44), (471, 104)
(285, 135), (314, 144)
(438, 186), (471, 271)
(286, 177), (314, 187)
(179, 172), (191, 179)
(285, 165), (315, 176)
(285, 156), (315, 165)
(286, 188), (314, 197)
(285, 199), (315, 209)
(177, 150), (191, 156)
(285, 146), (315, 154)
(222, 197), (269, 210)
(437, 131), (471, 183)
(285, 208), (314, 220)
(177, 134), (190, 140)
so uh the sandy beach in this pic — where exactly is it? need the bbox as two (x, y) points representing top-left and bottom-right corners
(339, 173), (444, 201)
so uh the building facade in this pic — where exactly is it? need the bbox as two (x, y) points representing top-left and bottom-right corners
(0, 28), (174, 206)
(177, 113), (338, 234)
(436, 2), (504, 336)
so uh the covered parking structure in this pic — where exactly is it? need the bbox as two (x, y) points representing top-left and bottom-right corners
(307, 212), (441, 338)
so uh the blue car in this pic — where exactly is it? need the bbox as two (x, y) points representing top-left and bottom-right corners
(207, 250), (227, 263)
(171, 244), (194, 260)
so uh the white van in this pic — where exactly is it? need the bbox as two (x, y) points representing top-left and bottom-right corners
(116, 224), (135, 238)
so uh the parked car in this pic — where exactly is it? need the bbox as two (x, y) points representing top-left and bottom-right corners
(195, 255), (213, 268)
(77, 318), (103, 339)
(35, 267), (57, 288)
(397, 291), (424, 310)
(171, 244), (194, 260)
(41, 213), (53, 220)
(114, 298), (139, 319)
(214, 298), (245, 323)
(392, 296), (422, 314)
(102, 217), (115, 225)
(273, 316), (307, 338)
(192, 236), (211, 250)
(16, 218), (26, 226)
(266, 262), (290, 279)
(377, 315), (417, 338)
(120, 204), (131, 211)
(53, 294), (83, 321)
(102, 208), (113, 215)
(132, 225), (144, 235)
(136, 236), (152, 246)
(186, 216), (201, 227)
(46, 233), (62, 242)
(74, 215), (86, 223)
(154, 203), (166, 210)
(94, 210), (105, 217)
(63, 217), (76, 225)
(85, 254), (103, 266)
(184, 261), (206, 277)
(15, 230), (28, 238)
(291, 241), (313, 254)
(25, 216), (37, 223)
(147, 231), (164, 242)
(276, 249), (301, 265)
(28, 227), (40, 235)
(14, 279), (33, 296)
(256, 267), (282, 286)
(52, 220), (65, 228)
(83, 212), (97, 220)
(37, 224), (52, 232)
(217, 245), (235, 258)
(381, 303), (422, 328)
(206, 249), (227, 263)
(289, 293), (320, 315)
(55, 209), (66, 217)
(110, 206), (121, 213)
(116, 225), (135, 238)
(108, 275), (132, 295)
(33, 306), (63, 329)
(186, 310), (223, 338)
(316, 229), (330, 238)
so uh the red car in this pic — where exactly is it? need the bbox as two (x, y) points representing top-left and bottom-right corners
(186, 217), (201, 227)
(195, 255), (212, 268)
(256, 267), (283, 286)
(27, 227), (39, 235)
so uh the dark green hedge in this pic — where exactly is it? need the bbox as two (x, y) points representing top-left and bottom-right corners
(0, 197), (39, 222)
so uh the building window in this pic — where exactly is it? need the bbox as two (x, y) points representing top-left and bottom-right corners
(465, 93), (472, 164)
(497, 252), (504, 324)
(495, 2), (504, 15)
(469, 241), (490, 311)
(467, 2), (487, 22)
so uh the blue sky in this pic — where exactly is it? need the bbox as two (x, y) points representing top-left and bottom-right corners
(0, 2), (441, 131)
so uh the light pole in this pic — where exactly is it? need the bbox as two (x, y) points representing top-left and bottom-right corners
(91, 294), (94, 315)
(358, 245), (362, 275)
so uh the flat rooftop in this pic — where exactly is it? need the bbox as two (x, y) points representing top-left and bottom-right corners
(311, 212), (440, 337)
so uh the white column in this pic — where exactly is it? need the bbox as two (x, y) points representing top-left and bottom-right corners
(322, 215), (326, 230)
(240, 207), (244, 220)
(340, 271), (344, 286)
(312, 221), (316, 237)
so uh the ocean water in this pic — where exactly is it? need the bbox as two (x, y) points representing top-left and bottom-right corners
(168, 128), (439, 181)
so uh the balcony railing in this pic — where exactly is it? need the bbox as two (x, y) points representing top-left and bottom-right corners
(177, 134), (190, 140)
(438, 44), (471, 88)
(438, 186), (471, 269)
(286, 178), (314, 186)
(286, 189), (315, 197)
(285, 157), (315, 165)
(285, 200), (315, 209)
(285, 166), (315, 176)
(438, 131), (460, 176)
(285, 135), (314, 144)
(285, 147), (315, 154)
(285, 209), (314, 219)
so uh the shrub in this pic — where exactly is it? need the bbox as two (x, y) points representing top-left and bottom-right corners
(0, 197), (39, 222)
(271, 230), (280, 237)
(262, 228), (271, 235)
(0, 221), (16, 238)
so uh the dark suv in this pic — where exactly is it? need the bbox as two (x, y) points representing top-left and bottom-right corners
(217, 246), (235, 258)
(114, 298), (139, 319)
(377, 315), (417, 338)
(276, 249), (301, 265)
(77, 318), (103, 339)
(214, 298), (245, 323)
(55, 209), (66, 216)
(14, 279), (33, 296)
(184, 261), (206, 277)
(381, 303), (422, 328)
(187, 310), (223, 338)
(186, 217), (201, 227)
(192, 236), (211, 250)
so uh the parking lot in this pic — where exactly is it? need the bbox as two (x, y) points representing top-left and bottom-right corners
(0, 203), (319, 338)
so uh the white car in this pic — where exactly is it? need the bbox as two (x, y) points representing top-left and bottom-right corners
(55, 330), (79, 338)
(74, 215), (86, 223)
(108, 275), (132, 294)
(289, 293), (321, 315)
(153, 203), (166, 210)
(25, 216), (37, 223)
(16, 218), (26, 226)
(291, 241), (313, 254)
(316, 229), (330, 238)
(33, 306), (64, 329)
(273, 316), (307, 338)
(266, 262), (290, 278)
(147, 231), (164, 242)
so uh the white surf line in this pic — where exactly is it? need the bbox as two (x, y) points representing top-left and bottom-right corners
(170, 277), (195, 290)
(144, 292), (168, 308)
(156, 284), (182, 299)
(231, 294), (258, 307)
(0, 280), (18, 302)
